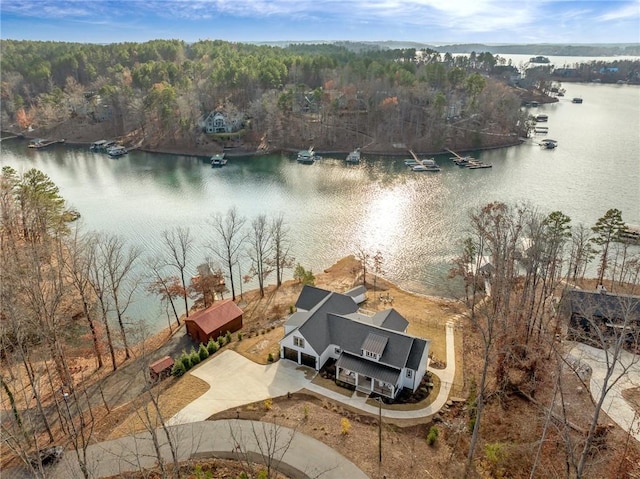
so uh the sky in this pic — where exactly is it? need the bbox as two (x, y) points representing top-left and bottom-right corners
(0, 0), (639, 45)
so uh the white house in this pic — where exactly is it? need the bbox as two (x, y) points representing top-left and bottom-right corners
(280, 286), (430, 400)
(199, 111), (242, 134)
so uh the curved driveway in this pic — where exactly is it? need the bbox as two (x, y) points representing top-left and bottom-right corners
(50, 420), (368, 479)
(569, 342), (640, 442)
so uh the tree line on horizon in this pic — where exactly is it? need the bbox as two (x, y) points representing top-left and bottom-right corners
(1, 39), (532, 153)
(2, 40), (638, 155)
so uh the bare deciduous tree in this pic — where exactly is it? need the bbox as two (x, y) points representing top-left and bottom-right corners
(208, 207), (246, 301)
(247, 214), (273, 298)
(269, 213), (295, 288)
(162, 227), (194, 318)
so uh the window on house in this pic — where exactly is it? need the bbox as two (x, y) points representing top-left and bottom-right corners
(293, 337), (305, 348)
(406, 369), (413, 378)
(365, 350), (377, 359)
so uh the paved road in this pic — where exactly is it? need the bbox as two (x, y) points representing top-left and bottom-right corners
(569, 342), (640, 442)
(48, 420), (368, 479)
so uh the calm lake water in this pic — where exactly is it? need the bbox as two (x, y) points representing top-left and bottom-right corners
(2, 82), (639, 332)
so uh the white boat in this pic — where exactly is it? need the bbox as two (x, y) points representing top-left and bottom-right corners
(412, 158), (441, 172)
(404, 158), (419, 166)
(211, 153), (227, 167)
(346, 148), (361, 163)
(297, 147), (318, 164)
(572, 97), (583, 104)
(107, 145), (127, 157)
(535, 114), (548, 122)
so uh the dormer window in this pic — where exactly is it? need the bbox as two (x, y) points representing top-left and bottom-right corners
(360, 332), (388, 362)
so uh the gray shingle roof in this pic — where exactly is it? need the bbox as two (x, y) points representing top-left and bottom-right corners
(406, 338), (428, 371)
(563, 289), (640, 321)
(290, 286), (429, 373)
(295, 285), (333, 311)
(300, 312), (420, 369)
(284, 311), (310, 330)
(372, 309), (409, 332)
(337, 352), (400, 385)
(345, 285), (367, 297)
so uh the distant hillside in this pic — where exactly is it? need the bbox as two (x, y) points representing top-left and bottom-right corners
(257, 40), (640, 56)
(433, 43), (640, 56)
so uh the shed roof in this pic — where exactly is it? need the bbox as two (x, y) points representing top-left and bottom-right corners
(149, 356), (174, 374)
(185, 299), (243, 335)
(362, 333), (388, 356)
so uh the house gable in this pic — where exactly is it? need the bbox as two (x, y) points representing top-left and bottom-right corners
(200, 110), (244, 134)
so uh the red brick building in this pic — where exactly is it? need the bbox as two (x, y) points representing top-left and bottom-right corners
(185, 300), (244, 344)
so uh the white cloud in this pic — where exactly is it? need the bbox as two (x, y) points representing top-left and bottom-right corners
(597, 2), (640, 22)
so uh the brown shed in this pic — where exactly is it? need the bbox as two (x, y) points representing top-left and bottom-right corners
(149, 356), (174, 382)
(185, 299), (244, 344)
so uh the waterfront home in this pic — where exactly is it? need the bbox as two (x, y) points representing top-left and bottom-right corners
(562, 288), (640, 350)
(280, 285), (430, 400)
(200, 111), (243, 134)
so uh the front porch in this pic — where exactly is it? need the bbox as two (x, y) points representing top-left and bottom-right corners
(337, 369), (395, 398)
(334, 353), (400, 399)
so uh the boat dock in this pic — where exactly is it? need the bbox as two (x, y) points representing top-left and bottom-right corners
(28, 138), (65, 149)
(446, 148), (492, 169)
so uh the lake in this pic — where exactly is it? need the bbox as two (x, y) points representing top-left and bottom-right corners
(2, 82), (639, 331)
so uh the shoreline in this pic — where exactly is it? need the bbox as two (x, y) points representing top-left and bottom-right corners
(2, 128), (525, 160)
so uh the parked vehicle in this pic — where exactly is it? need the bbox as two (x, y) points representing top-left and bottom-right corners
(30, 446), (63, 468)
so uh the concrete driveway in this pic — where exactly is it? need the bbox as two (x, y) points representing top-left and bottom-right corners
(569, 342), (640, 442)
(168, 350), (314, 425)
(49, 420), (368, 479)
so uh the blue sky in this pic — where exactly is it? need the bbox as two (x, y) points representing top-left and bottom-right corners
(1, 0), (639, 45)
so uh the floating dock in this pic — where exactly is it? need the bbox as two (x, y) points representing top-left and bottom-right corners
(28, 138), (65, 149)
